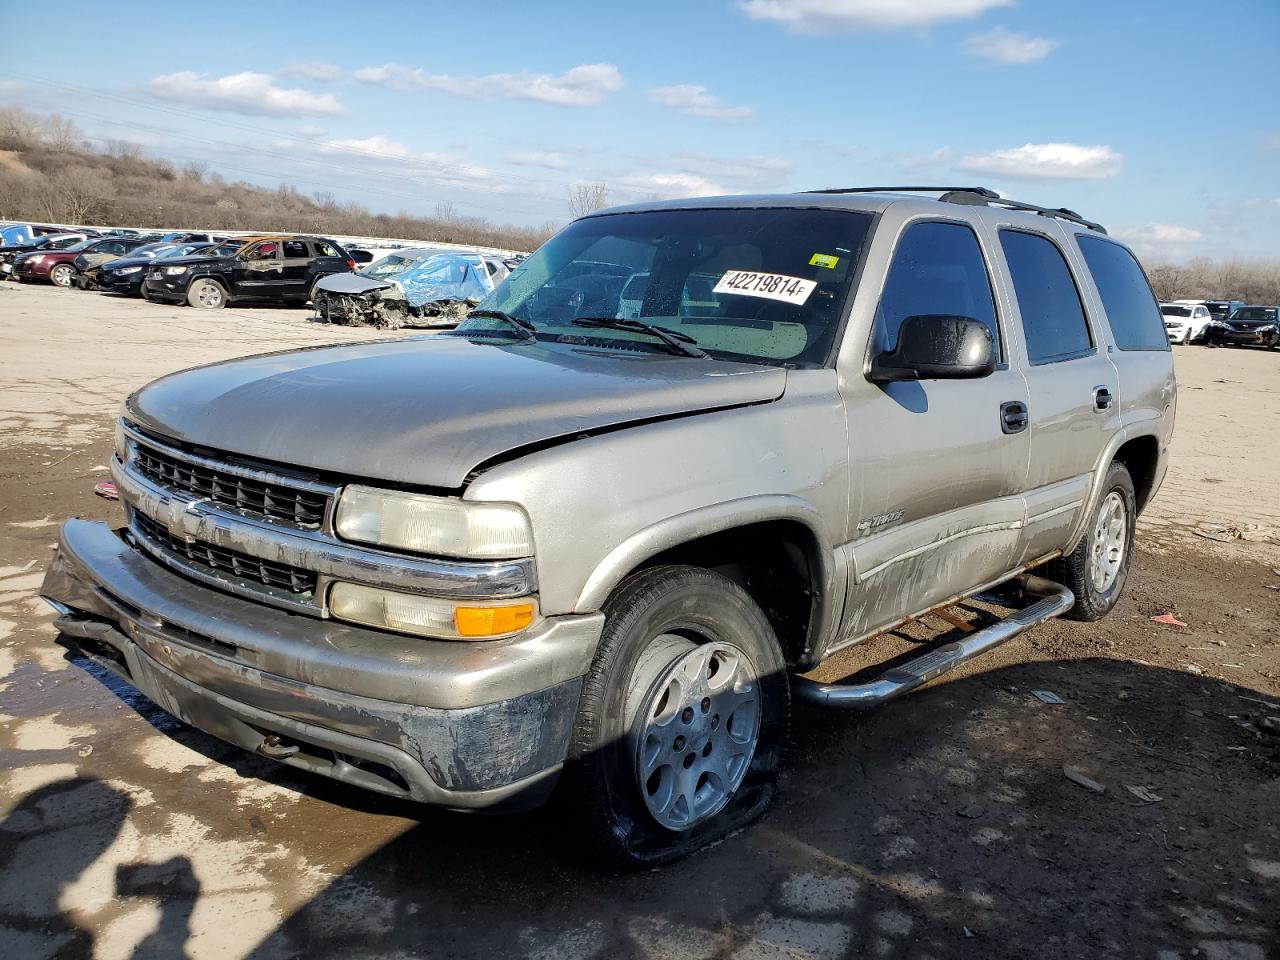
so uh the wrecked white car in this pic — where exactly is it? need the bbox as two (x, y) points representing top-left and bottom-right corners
(312, 250), (513, 329)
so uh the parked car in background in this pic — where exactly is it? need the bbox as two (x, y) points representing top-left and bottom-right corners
(14, 236), (149, 287)
(155, 231), (224, 244)
(1, 223), (71, 247)
(1160, 302), (1213, 343)
(0, 233), (97, 279)
(67, 237), (156, 287)
(1204, 299), (1244, 324)
(140, 234), (354, 308)
(95, 242), (218, 296)
(312, 249), (509, 328)
(1206, 305), (1279, 349)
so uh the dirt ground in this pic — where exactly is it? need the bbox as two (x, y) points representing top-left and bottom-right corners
(0, 280), (1277, 960)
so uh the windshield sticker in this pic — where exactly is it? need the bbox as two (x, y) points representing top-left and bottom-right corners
(809, 253), (840, 269)
(714, 270), (817, 305)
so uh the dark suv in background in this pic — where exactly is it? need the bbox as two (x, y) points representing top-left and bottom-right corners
(1208, 305), (1280, 349)
(141, 234), (355, 308)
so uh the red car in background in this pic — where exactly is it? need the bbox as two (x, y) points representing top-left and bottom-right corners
(14, 236), (150, 287)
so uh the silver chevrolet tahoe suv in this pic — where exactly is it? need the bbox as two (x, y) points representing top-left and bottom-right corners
(42, 187), (1176, 866)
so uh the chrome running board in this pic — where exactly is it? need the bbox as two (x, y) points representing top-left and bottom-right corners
(792, 575), (1074, 709)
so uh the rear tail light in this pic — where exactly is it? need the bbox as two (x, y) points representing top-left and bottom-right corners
(346, 259), (356, 270)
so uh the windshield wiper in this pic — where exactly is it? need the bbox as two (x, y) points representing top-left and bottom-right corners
(467, 309), (536, 341)
(571, 317), (708, 358)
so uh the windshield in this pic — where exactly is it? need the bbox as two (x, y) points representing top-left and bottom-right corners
(461, 208), (873, 366)
(1161, 306), (1192, 317)
(1233, 307), (1276, 321)
(61, 238), (96, 253)
(196, 240), (242, 259)
(360, 253), (429, 279)
(161, 243), (210, 259)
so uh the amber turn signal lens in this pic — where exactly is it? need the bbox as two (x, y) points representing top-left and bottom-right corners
(454, 602), (536, 638)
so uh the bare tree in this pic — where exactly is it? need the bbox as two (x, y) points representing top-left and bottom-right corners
(40, 114), (81, 151)
(567, 181), (609, 218)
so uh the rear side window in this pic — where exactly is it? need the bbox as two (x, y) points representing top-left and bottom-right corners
(314, 241), (340, 258)
(999, 230), (1092, 364)
(283, 240), (308, 259)
(874, 221), (999, 355)
(1076, 235), (1169, 350)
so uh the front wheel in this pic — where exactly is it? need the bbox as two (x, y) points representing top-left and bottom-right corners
(566, 565), (789, 868)
(1045, 461), (1136, 622)
(187, 278), (227, 309)
(50, 264), (75, 287)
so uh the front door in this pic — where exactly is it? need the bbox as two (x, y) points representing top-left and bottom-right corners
(235, 240), (284, 296)
(842, 218), (1030, 643)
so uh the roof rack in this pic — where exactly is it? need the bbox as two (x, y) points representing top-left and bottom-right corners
(803, 185), (1106, 234)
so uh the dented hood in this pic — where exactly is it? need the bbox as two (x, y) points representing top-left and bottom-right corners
(127, 336), (787, 488)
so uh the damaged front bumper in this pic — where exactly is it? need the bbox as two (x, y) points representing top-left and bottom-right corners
(316, 291), (473, 330)
(42, 519), (602, 810)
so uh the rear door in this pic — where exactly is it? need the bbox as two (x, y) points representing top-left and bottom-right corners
(279, 239), (313, 299)
(988, 224), (1119, 564)
(307, 239), (350, 292)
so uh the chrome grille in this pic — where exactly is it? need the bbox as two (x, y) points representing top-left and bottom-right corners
(133, 512), (317, 597)
(132, 439), (329, 529)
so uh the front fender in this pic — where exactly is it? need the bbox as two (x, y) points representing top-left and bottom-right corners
(575, 495), (847, 666)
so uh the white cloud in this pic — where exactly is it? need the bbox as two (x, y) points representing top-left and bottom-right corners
(648, 85), (754, 122)
(1117, 223), (1204, 260)
(506, 150), (569, 170)
(964, 28), (1057, 64)
(738, 0), (1011, 33)
(669, 152), (792, 189)
(146, 71), (347, 117)
(280, 134), (497, 189)
(956, 142), (1123, 180)
(352, 63), (623, 107)
(0, 80), (27, 96)
(615, 172), (727, 200)
(281, 61), (341, 81)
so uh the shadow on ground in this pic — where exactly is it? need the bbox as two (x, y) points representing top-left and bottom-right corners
(3, 657), (1277, 959)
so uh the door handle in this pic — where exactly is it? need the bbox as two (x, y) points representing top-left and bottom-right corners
(1000, 401), (1029, 434)
(1093, 386), (1114, 411)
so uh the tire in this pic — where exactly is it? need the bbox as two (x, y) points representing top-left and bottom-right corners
(1044, 461), (1136, 622)
(565, 565), (789, 869)
(50, 264), (75, 288)
(186, 278), (227, 309)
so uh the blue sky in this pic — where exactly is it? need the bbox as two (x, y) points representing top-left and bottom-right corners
(3, 0), (1277, 260)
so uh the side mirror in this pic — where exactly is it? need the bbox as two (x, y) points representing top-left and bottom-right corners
(868, 315), (996, 383)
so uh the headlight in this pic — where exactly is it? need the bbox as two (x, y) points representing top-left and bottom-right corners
(118, 265), (142, 275)
(28, 255), (44, 264)
(328, 582), (537, 639)
(163, 266), (188, 276)
(335, 485), (533, 559)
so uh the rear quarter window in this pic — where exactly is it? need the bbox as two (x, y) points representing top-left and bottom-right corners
(1076, 236), (1169, 351)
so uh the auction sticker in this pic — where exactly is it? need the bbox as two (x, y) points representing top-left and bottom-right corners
(713, 270), (816, 305)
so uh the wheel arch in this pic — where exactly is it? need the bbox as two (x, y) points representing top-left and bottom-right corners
(1065, 426), (1164, 553)
(574, 496), (844, 668)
